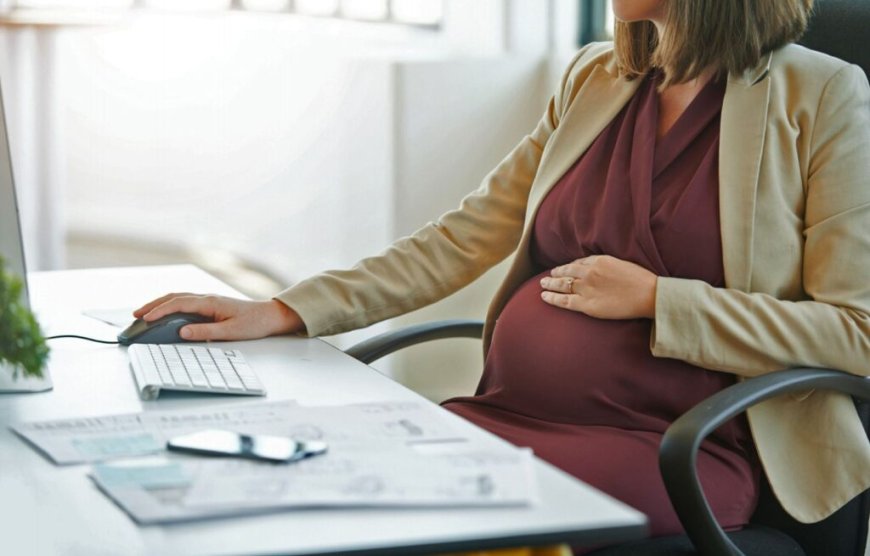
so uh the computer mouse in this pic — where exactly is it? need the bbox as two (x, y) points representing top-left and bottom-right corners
(118, 312), (213, 345)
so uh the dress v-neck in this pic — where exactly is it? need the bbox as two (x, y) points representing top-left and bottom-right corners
(652, 73), (726, 178)
(628, 71), (726, 276)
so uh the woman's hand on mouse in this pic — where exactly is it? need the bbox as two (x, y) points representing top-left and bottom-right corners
(539, 255), (658, 320)
(133, 294), (305, 341)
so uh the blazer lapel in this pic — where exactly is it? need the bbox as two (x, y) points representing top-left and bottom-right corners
(719, 53), (773, 291)
(525, 65), (642, 221)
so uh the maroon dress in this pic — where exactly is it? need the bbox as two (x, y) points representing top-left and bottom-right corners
(443, 71), (759, 537)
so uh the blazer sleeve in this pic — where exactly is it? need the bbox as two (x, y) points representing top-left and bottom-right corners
(274, 48), (593, 337)
(651, 64), (870, 378)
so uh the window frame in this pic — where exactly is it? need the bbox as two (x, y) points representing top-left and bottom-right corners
(578, 0), (611, 45)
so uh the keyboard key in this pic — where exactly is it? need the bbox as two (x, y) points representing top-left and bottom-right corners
(223, 373), (245, 391)
(205, 372), (227, 389)
(189, 372), (209, 388)
(170, 368), (191, 387)
(200, 361), (219, 373)
(139, 359), (161, 385)
(232, 362), (255, 378)
(152, 355), (173, 384)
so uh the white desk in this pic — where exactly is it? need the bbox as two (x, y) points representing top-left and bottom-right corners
(0, 265), (647, 555)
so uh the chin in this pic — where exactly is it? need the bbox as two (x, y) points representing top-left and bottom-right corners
(611, 0), (665, 23)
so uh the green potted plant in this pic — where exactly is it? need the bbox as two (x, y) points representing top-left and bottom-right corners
(0, 256), (49, 378)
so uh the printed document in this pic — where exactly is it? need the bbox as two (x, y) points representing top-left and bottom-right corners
(11, 400), (467, 465)
(90, 446), (536, 524)
(10, 400), (301, 464)
(13, 400), (538, 523)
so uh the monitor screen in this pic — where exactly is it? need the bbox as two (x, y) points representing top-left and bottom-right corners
(0, 84), (29, 309)
(0, 84), (52, 391)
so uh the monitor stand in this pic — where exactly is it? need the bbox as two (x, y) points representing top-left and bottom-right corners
(0, 362), (52, 393)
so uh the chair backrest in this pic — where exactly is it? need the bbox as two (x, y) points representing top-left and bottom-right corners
(799, 0), (870, 78)
(748, 2), (870, 555)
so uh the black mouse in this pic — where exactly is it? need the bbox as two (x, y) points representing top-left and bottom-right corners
(118, 312), (213, 345)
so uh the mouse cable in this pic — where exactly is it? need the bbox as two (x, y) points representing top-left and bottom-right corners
(46, 334), (120, 345)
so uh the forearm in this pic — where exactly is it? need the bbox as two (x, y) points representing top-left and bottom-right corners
(276, 222), (512, 337)
(651, 277), (870, 377)
(275, 141), (546, 336)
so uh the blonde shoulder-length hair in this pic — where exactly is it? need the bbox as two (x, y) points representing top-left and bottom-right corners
(615, 0), (814, 87)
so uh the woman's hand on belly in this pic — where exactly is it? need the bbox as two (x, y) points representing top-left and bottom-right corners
(540, 255), (658, 319)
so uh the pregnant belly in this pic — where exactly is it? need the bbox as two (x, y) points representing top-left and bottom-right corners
(471, 271), (729, 430)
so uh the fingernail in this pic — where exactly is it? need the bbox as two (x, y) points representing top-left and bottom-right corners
(181, 327), (192, 339)
(540, 278), (548, 286)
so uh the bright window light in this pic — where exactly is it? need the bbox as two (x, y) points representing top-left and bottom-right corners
(295, 0), (338, 17)
(14, 0), (133, 7)
(241, 0), (289, 11)
(9, 0), (444, 31)
(340, 0), (387, 21)
(143, 0), (231, 10)
(605, 0), (614, 37)
(391, 0), (442, 26)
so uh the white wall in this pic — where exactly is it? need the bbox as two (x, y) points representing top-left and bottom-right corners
(61, 14), (402, 283)
(1, 0), (580, 400)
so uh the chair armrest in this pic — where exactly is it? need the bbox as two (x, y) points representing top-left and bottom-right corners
(660, 367), (870, 556)
(344, 319), (484, 364)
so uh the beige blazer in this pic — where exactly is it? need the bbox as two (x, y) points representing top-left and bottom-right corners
(278, 42), (870, 523)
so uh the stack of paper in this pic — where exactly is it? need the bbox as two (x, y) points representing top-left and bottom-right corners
(11, 400), (538, 524)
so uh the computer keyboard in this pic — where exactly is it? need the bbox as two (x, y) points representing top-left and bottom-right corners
(128, 344), (266, 400)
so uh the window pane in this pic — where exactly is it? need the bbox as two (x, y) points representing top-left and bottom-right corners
(341, 0), (387, 21)
(295, 0), (339, 16)
(391, 0), (442, 25)
(15, 0), (133, 7)
(144, 0), (231, 9)
(241, 0), (290, 11)
(604, 0), (614, 37)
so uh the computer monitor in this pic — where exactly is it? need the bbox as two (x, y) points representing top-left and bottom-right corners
(0, 84), (52, 392)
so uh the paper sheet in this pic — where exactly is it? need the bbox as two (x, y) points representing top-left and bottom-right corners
(90, 446), (537, 524)
(82, 308), (137, 328)
(17, 400), (538, 523)
(11, 401), (300, 464)
(185, 445), (537, 508)
(11, 400), (465, 465)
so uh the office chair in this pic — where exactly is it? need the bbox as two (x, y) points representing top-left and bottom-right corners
(346, 320), (870, 556)
(590, 377), (870, 556)
(344, 4), (870, 554)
